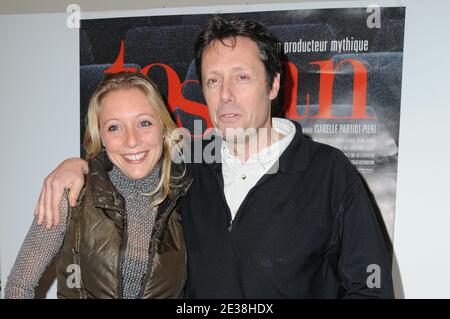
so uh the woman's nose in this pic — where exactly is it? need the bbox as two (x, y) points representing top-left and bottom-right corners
(125, 128), (140, 148)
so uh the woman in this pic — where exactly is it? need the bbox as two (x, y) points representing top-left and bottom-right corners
(5, 72), (192, 298)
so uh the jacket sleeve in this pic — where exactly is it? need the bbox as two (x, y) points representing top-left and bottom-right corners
(4, 195), (69, 299)
(338, 178), (394, 298)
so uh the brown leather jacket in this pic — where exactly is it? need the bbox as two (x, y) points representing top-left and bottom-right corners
(55, 152), (192, 298)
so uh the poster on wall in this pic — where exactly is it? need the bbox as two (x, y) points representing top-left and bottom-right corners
(79, 5), (405, 241)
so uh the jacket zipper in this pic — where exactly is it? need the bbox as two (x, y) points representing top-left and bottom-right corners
(175, 244), (188, 298)
(71, 199), (88, 299)
(224, 172), (276, 232)
(117, 212), (128, 299)
(212, 168), (235, 232)
(138, 198), (178, 298)
(227, 220), (233, 232)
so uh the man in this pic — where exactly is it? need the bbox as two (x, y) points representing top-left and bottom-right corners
(35, 16), (394, 298)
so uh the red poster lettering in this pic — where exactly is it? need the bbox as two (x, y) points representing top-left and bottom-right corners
(104, 41), (213, 132)
(103, 41), (372, 133)
(285, 58), (372, 120)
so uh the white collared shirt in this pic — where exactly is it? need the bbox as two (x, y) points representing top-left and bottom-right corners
(221, 118), (296, 220)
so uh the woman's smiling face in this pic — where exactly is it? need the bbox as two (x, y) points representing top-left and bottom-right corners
(99, 88), (164, 179)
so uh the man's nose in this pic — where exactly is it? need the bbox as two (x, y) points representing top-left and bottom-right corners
(220, 79), (234, 104)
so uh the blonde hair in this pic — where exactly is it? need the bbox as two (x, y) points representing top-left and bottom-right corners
(84, 72), (183, 208)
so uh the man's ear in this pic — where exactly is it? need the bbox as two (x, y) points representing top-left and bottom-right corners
(269, 73), (281, 101)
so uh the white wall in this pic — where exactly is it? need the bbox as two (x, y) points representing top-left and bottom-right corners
(0, 13), (79, 298)
(1, 0), (450, 299)
(393, 0), (450, 298)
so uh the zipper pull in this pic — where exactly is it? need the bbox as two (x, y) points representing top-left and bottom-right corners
(227, 220), (233, 232)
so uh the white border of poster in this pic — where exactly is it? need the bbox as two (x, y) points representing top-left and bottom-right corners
(80, 0), (406, 20)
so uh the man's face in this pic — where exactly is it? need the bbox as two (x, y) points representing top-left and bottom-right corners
(201, 36), (280, 140)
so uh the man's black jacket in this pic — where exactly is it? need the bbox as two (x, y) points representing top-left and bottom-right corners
(181, 121), (394, 298)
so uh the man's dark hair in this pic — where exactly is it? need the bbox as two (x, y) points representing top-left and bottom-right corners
(194, 16), (282, 90)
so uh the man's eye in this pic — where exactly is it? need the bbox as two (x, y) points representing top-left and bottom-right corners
(207, 78), (219, 87)
(107, 125), (119, 132)
(238, 74), (250, 81)
(140, 120), (152, 127)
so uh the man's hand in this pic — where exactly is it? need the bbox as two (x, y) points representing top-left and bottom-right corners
(34, 158), (88, 229)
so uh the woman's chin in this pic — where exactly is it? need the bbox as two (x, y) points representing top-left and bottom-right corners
(118, 165), (154, 180)
(126, 170), (151, 180)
